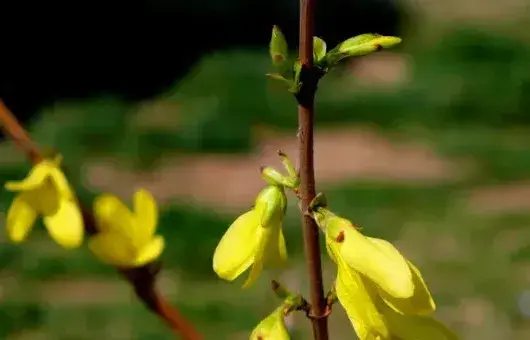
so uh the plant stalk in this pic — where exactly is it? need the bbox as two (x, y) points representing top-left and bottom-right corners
(0, 99), (202, 340)
(297, 0), (329, 339)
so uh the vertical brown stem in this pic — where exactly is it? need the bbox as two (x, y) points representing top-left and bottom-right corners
(297, 0), (329, 339)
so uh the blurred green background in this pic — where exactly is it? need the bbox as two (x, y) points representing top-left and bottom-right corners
(2, 1), (530, 339)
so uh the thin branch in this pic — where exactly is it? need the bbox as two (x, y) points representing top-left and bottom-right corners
(0, 99), (203, 340)
(296, 0), (330, 339)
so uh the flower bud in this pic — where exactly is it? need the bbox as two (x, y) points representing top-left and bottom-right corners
(250, 306), (290, 340)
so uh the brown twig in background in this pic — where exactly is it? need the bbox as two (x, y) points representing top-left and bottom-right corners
(0, 99), (202, 340)
(295, 0), (330, 339)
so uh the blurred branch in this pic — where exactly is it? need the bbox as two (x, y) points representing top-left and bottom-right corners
(0, 99), (203, 340)
(296, 0), (330, 339)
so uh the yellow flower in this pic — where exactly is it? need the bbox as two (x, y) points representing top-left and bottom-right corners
(316, 208), (416, 299)
(4, 158), (84, 248)
(317, 207), (456, 339)
(250, 306), (290, 340)
(213, 185), (288, 288)
(88, 189), (164, 268)
(377, 300), (458, 340)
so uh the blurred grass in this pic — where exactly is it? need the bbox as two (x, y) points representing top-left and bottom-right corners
(3, 26), (530, 339)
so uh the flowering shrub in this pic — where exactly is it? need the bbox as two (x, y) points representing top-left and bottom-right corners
(0, 1), (458, 339)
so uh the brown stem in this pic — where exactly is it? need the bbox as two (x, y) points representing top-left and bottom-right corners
(0, 99), (202, 340)
(296, 0), (329, 339)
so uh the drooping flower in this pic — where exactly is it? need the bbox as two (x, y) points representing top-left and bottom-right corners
(213, 185), (288, 288)
(4, 157), (84, 248)
(314, 204), (456, 339)
(88, 189), (165, 268)
(315, 208), (416, 299)
(377, 299), (458, 340)
(250, 305), (290, 340)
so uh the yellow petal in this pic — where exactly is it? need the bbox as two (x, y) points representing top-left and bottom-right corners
(250, 306), (290, 340)
(264, 221), (288, 268)
(377, 258), (435, 315)
(88, 232), (137, 267)
(6, 193), (38, 243)
(213, 210), (262, 282)
(5, 161), (53, 192)
(48, 167), (76, 200)
(242, 223), (273, 289)
(43, 198), (84, 248)
(132, 235), (165, 267)
(332, 243), (389, 339)
(93, 193), (134, 234)
(133, 189), (158, 242)
(381, 303), (458, 340)
(34, 182), (60, 216)
(328, 217), (413, 298)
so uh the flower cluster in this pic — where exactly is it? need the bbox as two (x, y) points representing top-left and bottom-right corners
(212, 151), (457, 339)
(312, 199), (457, 339)
(3, 157), (164, 268)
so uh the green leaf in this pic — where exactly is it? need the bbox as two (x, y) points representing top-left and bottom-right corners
(265, 73), (294, 88)
(270, 25), (289, 67)
(290, 59), (303, 93)
(326, 34), (402, 66)
(313, 36), (327, 64)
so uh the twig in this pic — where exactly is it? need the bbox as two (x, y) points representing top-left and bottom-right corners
(296, 0), (330, 339)
(0, 99), (202, 340)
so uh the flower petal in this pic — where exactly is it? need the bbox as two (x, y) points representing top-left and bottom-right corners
(133, 235), (165, 267)
(6, 193), (38, 243)
(213, 210), (262, 281)
(93, 193), (134, 234)
(34, 182), (60, 215)
(5, 161), (53, 192)
(250, 306), (290, 340)
(48, 167), (76, 199)
(264, 221), (288, 268)
(377, 258), (436, 316)
(335, 257), (389, 339)
(242, 223), (272, 289)
(381, 303), (458, 340)
(133, 188), (158, 242)
(88, 231), (137, 267)
(43, 199), (84, 248)
(329, 217), (413, 298)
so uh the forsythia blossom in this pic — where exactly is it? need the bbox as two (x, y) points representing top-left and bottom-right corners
(88, 189), (165, 267)
(4, 157), (84, 248)
(213, 185), (288, 288)
(250, 305), (290, 340)
(313, 204), (457, 340)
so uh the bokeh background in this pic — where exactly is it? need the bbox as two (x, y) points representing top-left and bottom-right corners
(2, 0), (530, 339)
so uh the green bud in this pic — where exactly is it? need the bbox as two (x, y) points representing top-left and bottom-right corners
(270, 26), (289, 67)
(265, 73), (295, 89)
(333, 33), (382, 52)
(326, 286), (338, 306)
(326, 34), (402, 66)
(313, 36), (327, 65)
(271, 280), (293, 300)
(289, 59), (303, 94)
